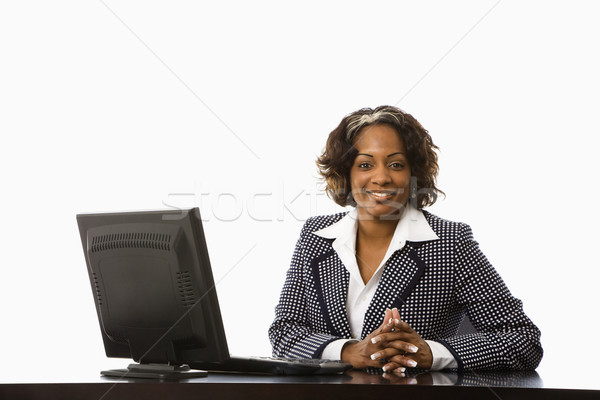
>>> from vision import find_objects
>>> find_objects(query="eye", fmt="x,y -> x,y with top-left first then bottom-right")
390,162 -> 405,169
357,162 -> 372,169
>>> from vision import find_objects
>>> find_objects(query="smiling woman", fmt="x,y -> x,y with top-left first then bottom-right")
269,106 -> 543,375
350,124 -> 412,220
316,106 -> 442,211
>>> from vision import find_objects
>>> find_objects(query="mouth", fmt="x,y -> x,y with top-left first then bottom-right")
364,190 -> 397,201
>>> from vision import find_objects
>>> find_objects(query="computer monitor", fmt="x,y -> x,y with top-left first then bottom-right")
77,207 -> 227,379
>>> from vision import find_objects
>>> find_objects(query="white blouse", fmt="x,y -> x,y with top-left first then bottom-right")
313,205 -> 457,370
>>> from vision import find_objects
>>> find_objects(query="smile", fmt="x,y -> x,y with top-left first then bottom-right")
364,190 -> 396,200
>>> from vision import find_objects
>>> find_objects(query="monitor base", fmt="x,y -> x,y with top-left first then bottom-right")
101,363 -> 208,380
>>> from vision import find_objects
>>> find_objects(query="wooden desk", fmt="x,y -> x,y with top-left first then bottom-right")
1,370 -> 598,400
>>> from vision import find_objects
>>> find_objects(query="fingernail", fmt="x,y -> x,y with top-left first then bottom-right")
371,337 -> 381,344
406,359 -> 417,367
394,318 -> 401,325
392,307 -> 398,311
408,345 -> 418,353
393,367 -> 406,374
388,318 -> 393,324
370,353 -> 380,361
382,365 -> 390,372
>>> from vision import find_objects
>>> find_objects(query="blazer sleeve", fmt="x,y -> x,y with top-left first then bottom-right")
438,223 -> 543,370
268,220 -> 341,358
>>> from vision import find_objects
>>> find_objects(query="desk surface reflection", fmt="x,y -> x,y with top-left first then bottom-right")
1,369 -> 597,400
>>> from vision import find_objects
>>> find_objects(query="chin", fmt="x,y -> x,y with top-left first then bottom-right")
359,204 -> 404,220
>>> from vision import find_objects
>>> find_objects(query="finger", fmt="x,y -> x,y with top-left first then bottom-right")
391,307 -> 401,323
384,308 -> 393,323
381,361 -> 405,374
388,354 -> 419,368
370,331 -> 394,345
380,309 -> 394,331
377,338 -> 419,354
389,319 -> 416,335
370,330 -> 417,348
383,330 -> 421,347
369,346 -> 413,363
366,311 -> 395,342
378,315 -> 396,334
398,320 -> 415,332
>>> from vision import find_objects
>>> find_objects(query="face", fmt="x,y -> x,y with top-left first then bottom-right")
350,124 -> 411,220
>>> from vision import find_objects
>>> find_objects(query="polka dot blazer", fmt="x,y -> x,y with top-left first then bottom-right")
269,210 -> 543,370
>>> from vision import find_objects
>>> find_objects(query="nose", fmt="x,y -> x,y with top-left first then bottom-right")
370,165 -> 391,186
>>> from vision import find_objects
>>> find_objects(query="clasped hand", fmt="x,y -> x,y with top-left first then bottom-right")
340,308 -> 433,373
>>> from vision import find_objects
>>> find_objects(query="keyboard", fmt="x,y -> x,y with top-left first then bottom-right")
188,355 -> 353,375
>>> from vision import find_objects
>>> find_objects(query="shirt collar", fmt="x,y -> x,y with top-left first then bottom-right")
313,204 -> 439,245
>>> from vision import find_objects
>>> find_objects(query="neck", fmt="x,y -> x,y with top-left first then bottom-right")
356,213 -> 399,243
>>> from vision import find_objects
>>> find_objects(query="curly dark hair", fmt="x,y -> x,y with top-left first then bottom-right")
316,105 -> 444,209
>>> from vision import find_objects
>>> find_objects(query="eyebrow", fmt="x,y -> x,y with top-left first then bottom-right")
356,152 -> 406,158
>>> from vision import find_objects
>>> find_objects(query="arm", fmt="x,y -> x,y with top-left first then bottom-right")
268,221 -> 339,358
439,223 -> 543,370
372,223 -> 542,371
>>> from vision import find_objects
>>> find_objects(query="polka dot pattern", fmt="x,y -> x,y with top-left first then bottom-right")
269,211 -> 543,370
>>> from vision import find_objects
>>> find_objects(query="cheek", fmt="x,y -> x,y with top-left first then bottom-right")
395,174 -> 412,194
349,170 -> 362,190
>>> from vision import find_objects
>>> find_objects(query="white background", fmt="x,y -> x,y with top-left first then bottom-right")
1,0 -> 599,388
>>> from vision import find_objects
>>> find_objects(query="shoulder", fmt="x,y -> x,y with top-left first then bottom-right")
300,212 -> 348,235
290,212 -> 348,260
421,210 -> 473,241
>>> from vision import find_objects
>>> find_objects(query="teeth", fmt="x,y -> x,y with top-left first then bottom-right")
367,191 -> 393,198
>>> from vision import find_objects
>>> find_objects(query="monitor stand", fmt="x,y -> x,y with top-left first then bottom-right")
101,363 -> 208,380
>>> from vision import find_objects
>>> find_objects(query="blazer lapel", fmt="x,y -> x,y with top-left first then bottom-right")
360,242 -> 427,338
310,250 -> 352,338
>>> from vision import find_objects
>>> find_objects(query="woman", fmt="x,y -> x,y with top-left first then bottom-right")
269,106 -> 542,373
